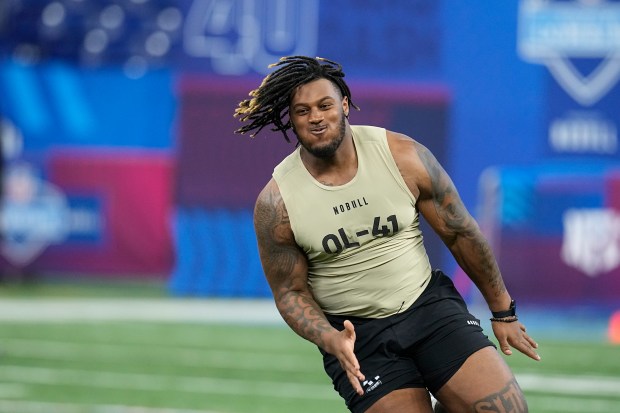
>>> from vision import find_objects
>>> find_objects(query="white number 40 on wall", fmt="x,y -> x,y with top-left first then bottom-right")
183,0 -> 319,75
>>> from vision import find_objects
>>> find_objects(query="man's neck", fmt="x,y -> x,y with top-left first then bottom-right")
300,132 -> 358,186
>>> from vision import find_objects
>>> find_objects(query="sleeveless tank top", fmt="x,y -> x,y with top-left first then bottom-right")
272,125 -> 432,318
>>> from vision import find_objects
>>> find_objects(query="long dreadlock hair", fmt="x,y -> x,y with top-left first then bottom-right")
234,55 -> 359,142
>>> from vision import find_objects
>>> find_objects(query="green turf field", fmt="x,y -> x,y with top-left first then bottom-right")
0,319 -> 619,413
0,280 -> 620,413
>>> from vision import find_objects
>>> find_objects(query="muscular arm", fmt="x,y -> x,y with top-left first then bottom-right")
253,179 -> 334,343
387,132 -> 508,310
388,131 -> 539,360
254,179 -> 366,392
415,146 -> 509,310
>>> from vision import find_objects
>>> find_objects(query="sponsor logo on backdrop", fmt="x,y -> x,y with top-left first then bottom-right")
562,208 -> 620,276
518,0 -> 620,106
1,162 -> 70,267
0,161 -> 104,267
518,0 -> 620,155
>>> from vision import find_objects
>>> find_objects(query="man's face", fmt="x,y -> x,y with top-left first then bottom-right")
289,78 -> 349,159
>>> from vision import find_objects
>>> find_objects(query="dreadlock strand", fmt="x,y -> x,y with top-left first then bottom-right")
234,55 -> 358,140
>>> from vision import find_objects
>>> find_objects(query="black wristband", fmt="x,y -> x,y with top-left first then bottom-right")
491,300 -> 516,318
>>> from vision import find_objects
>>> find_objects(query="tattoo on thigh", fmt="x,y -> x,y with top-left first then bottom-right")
472,379 -> 527,413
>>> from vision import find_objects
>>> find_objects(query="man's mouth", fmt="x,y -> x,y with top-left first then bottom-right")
310,125 -> 327,134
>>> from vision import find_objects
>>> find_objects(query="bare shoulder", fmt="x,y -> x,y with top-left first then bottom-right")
385,130 -> 433,164
254,178 -> 295,245
255,178 -> 282,214
254,178 -> 307,293
385,130 -> 436,198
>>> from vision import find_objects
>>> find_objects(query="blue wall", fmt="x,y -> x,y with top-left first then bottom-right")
2,0 -> 619,297
442,1 -> 547,209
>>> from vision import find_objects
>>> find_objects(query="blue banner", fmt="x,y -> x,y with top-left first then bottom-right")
0,61 -> 175,150
518,0 -> 620,159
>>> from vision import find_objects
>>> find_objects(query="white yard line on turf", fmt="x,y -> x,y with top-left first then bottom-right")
0,400 -> 227,413
0,298 -> 284,324
0,365 -> 338,401
0,338 -> 319,373
527,394 -> 620,413
0,365 -> 619,399
517,373 -> 620,396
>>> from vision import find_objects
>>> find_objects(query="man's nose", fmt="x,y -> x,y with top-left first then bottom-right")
309,108 -> 323,123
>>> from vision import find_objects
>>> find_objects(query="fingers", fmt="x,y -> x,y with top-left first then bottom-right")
341,320 -> 360,372
517,337 -> 541,361
512,338 -> 541,361
340,351 -> 364,380
492,325 -> 513,355
493,322 -> 540,360
525,347 -> 541,361
341,320 -> 365,395
340,345 -> 365,395
505,324 -> 541,361
524,329 -> 538,349
515,323 -> 541,361
343,319 -> 356,339
346,370 -> 365,396
520,324 -> 539,349
499,339 -> 513,356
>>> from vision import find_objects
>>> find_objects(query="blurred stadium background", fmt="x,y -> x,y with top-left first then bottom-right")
0,0 -> 619,412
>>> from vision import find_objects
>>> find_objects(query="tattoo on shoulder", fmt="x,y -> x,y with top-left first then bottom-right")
415,143 -> 469,233
267,185 -> 291,229
254,184 -> 296,278
257,183 -> 292,232
473,378 -> 527,413
416,143 -> 506,297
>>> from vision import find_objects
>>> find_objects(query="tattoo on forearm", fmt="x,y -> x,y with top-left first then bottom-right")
278,289 -> 333,344
417,144 -> 506,298
255,185 -> 332,346
473,379 -> 527,413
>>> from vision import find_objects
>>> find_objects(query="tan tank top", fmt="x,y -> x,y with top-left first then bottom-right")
273,125 -> 432,318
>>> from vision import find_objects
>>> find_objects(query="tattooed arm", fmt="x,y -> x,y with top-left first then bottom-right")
387,131 -> 540,361
253,179 -> 366,394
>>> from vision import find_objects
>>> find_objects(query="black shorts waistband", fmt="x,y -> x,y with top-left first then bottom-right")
324,269 -> 445,326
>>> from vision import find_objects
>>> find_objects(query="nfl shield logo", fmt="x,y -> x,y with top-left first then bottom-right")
561,208 -> 620,276
518,0 -> 620,106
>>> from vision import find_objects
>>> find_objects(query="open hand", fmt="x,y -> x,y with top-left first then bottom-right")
326,320 -> 366,395
492,320 -> 540,361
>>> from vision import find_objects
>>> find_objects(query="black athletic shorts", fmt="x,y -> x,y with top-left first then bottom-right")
319,269 -> 495,413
